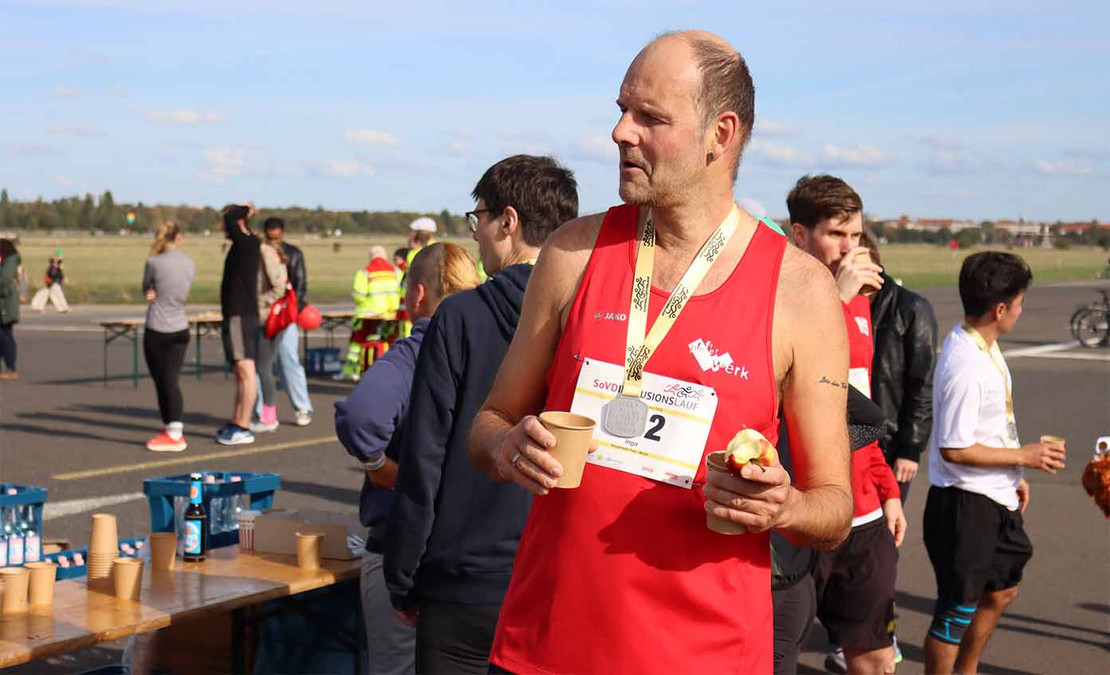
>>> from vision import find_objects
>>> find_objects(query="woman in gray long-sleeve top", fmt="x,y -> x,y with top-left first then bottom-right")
142,221 -> 195,452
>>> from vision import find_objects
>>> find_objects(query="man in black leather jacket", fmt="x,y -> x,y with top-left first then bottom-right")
261,217 -> 314,426
863,231 -> 938,502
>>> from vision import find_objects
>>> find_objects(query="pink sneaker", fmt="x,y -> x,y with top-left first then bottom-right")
262,404 -> 278,425
146,432 -> 187,453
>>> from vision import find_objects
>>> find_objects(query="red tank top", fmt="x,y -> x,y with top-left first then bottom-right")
490,205 -> 786,675
842,296 -> 899,523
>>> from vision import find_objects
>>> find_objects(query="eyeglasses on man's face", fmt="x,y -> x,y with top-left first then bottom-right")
465,208 -> 493,234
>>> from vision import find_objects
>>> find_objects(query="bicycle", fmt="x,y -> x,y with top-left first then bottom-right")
1070,289 -> 1110,348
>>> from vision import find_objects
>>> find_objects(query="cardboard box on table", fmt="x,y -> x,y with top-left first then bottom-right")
252,509 -> 360,560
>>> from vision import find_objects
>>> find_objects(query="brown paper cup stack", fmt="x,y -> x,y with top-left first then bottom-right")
0,567 -> 30,613
705,451 -> 748,535
113,558 -> 144,601
538,412 -> 596,489
88,513 -> 120,590
149,532 -> 177,572
25,562 -> 57,606
296,532 -> 323,571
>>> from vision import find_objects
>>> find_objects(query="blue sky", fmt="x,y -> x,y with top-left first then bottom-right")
2,0 -> 1107,221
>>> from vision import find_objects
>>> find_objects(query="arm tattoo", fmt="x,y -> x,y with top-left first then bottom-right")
818,375 -> 848,389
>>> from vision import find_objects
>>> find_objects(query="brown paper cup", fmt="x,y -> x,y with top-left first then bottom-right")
539,411 -> 596,489
705,451 -> 748,535
296,532 -> 323,571
89,513 -> 119,551
149,532 -> 177,572
113,558 -> 144,601
25,562 -> 57,606
1040,435 -> 1066,450
1,567 -> 30,613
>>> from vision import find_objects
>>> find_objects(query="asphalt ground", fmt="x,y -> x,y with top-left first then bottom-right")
0,282 -> 1107,674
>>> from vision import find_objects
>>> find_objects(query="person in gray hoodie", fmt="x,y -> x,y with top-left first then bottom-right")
384,155 -> 578,675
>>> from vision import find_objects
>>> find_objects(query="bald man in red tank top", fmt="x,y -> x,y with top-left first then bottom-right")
469,31 -> 854,675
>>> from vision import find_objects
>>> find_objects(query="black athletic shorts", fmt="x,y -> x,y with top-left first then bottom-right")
814,518 -> 898,652
924,486 -> 1032,612
221,314 -> 259,363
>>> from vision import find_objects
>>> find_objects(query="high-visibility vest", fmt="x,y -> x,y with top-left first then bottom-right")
353,258 -> 400,319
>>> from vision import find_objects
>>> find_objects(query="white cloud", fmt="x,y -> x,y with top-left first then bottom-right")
748,139 -> 815,168
820,143 -> 890,167
573,133 -> 616,164
4,142 -> 60,157
914,133 -> 964,150
1033,159 -> 1092,178
145,110 -> 227,126
52,86 -> 81,99
445,138 -> 473,156
922,150 -> 984,173
308,159 -> 375,179
199,146 -> 249,183
345,129 -> 400,146
755,120 -> 797,137
50,124 -> 105,137
55,176 -> 74,188
109,83 -> 127,97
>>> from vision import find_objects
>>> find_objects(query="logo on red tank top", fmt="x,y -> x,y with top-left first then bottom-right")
854,316 -> 870,336
688,338 -> 748,379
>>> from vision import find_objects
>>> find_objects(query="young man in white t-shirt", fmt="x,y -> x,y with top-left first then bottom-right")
923,251 -> 1067,675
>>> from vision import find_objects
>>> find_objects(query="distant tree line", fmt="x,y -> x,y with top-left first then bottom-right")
868,218 -> 1109,249
0,189 -> 469,237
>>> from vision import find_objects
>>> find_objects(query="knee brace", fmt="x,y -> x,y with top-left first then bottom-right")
929,602 -> 977,644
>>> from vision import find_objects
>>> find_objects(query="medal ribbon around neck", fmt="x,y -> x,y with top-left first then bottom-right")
962,323 -> 1015,421
619,204 -> 741,398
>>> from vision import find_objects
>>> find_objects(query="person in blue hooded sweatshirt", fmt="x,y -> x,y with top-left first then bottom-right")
383,155 -> 578,675
335,242 -> 480,675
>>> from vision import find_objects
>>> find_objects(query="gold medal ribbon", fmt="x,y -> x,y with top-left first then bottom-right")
962,323 -> 1016,421
620,205 -> 741,398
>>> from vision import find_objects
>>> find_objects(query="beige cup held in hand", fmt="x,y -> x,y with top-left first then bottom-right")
1040,435 -> 1066,451
296,532 -> 324,571
704,451 -> 748,535
113,558 -> 144,601
149,532 -> 177,572
538,412 -> 596,489
25,562 -> 57,606
1,567 -> 30,613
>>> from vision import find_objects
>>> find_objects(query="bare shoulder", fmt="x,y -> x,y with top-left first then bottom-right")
772,245 -> 844,383
532,212 -> 607,318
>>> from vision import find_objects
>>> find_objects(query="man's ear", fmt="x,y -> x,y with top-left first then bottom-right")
413,283 -> 427,312
501,205 -> 520,238
790,222 -> 808,249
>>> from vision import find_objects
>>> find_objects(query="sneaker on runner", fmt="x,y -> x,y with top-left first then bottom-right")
146,432 -> 187,453
293,410 -> 312,427
248,419 -> 279,433
216,425 -> 254,446
824,647 -> 847,674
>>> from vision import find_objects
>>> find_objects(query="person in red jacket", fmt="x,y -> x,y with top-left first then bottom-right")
788,174 -> 905,675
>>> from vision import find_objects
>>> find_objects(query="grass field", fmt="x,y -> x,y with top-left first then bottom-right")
9,233 -> 1109,304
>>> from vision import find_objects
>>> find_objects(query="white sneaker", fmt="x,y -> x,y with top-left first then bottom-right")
294,410 -> 313,427
249,419 -> 279,433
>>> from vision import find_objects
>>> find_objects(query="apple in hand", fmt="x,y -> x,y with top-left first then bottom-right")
725,428 -> 779,473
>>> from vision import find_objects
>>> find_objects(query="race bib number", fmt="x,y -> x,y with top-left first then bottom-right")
848,367 -> 871,399
570,358 -> 718,489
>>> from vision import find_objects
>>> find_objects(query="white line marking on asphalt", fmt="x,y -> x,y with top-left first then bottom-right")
1021,352 -> 1110,362
1002,341 -> 1079,357
17,326 -> 104,333
42,492 -> 146,521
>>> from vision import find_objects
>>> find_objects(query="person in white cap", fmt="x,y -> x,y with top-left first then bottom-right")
397,218 -> 438,339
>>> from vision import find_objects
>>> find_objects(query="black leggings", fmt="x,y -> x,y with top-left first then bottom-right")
144,328 -> 190,425
0,323 -> 15,371
257,329 -> 278,406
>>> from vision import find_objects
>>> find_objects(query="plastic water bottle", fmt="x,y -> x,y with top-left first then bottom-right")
229,476 -> 245,530
204,475 -> 223,535
22,506 -> 40,563
0,507 -> 8,567
6,507 -> 23,566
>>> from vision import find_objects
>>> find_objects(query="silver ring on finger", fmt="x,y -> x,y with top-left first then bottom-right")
511,451 -> 523,469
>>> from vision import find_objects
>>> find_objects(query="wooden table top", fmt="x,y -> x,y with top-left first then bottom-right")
98,312 -> 224,329
0,547 -> 360,668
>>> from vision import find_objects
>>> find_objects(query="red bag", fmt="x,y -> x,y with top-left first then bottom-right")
265,282 -> 299,339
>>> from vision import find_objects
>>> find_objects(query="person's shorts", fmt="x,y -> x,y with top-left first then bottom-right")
221,314 -> 259,363
814,518 -> 898,651
924,485 -> 1032,614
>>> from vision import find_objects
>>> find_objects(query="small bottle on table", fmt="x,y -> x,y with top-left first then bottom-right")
183,473 -> 208,562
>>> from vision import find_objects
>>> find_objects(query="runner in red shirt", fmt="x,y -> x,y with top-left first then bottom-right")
787,174 -> 904,674
468,31 -> 854,674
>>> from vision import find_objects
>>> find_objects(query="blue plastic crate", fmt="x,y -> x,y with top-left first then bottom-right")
44,536 -> 146,580
305,347 -> 342,375
143,471 -> 280,550
0,483 -> 47,568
